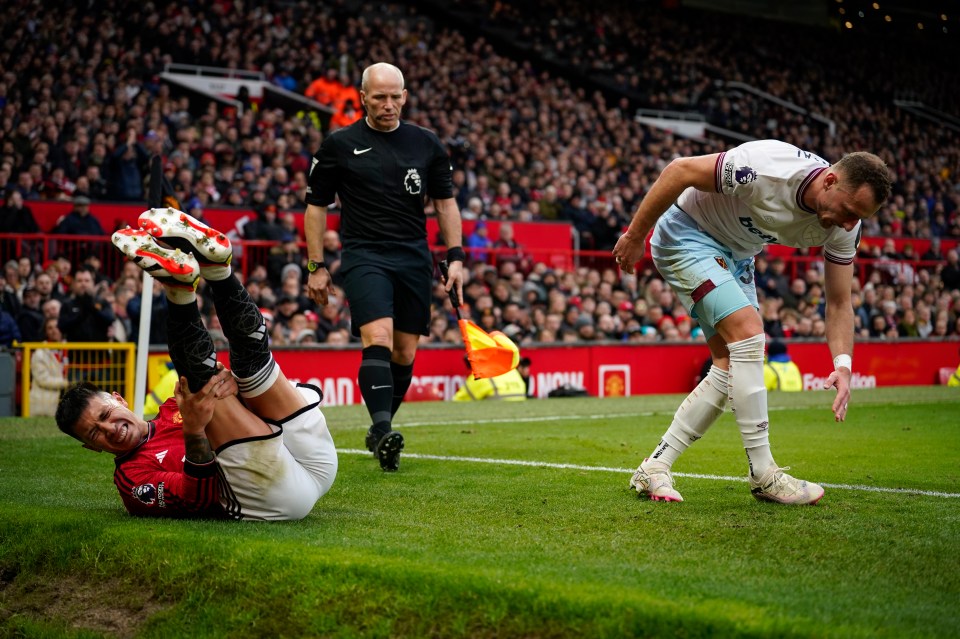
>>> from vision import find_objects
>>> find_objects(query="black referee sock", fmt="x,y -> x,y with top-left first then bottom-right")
359,346 -> 393,434
166,300 -> 216,393
206,273 -> 271,379
391,360 -> 414,418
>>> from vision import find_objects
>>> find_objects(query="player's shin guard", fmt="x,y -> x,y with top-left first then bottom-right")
653,365 -> 729,466
205,273 -> 275,396
359,346 -> 393,436
166,301 -> 216,393
727,334 -> 775,478
390,360 -> 414,418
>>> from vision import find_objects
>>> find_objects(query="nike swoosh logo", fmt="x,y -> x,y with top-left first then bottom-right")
353,147 -> 373,155
371,385 -> 390,390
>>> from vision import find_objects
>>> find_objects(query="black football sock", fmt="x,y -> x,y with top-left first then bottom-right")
390,360 -> 414,418
359,345 -> 393,436
206,273 -> 272,380
166,300 -> 216,392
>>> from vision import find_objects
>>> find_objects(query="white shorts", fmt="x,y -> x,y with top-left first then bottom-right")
215,383 -> 338,521
650,205 -> 757,341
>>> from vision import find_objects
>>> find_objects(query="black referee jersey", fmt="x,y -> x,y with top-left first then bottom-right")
305,119 -> 455,244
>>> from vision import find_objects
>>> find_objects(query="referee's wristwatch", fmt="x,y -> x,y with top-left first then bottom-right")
307,260 -> 327,273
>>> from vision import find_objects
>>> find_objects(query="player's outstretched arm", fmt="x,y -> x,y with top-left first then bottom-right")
823,261 -> 855,422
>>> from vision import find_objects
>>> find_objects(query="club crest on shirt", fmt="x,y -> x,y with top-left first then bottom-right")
172,411 -> 183,424
404,168 -> 422,195
133,483 -> 157,505
714,256 -> 728,270
735,166 -> 757,184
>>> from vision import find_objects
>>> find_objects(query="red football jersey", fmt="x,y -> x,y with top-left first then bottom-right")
113,398 -> 229,518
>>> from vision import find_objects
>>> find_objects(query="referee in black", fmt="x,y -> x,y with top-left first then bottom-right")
304,62 -> 465,472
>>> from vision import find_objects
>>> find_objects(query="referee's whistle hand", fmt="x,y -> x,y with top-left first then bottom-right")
444,260 -> 464,306
307,270 -> 331,306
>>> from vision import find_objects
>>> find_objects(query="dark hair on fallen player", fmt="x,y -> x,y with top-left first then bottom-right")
56,382 -> 104,441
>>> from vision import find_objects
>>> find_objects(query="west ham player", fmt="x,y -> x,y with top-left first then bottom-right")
56,209 -> 337,520
612,140 -> 891,504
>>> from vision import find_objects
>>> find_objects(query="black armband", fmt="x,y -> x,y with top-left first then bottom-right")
446,246 -> 466,263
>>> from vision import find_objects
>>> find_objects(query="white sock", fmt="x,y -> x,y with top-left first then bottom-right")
164,287 -> 197,306
237,357 -> 279,398
649,366 -> 729,467
727,334 -> 775,478
201,264 -> 232,282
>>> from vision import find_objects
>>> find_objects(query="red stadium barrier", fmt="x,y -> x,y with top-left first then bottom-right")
16,200 -> 954,266
16,201 -> 574,258
1,232 -> 944,293
4,201 -> 952,287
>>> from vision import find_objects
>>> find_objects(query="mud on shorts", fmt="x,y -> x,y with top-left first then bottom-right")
650,205 -> 758,342
215,383 -> 338,521
341,240 -> 433,337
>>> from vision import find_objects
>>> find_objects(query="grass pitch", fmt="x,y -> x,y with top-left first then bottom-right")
1,387 -> 958,638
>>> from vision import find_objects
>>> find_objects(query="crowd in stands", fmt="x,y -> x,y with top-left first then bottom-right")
434,0 -> 960,240
1,0 -> 959,353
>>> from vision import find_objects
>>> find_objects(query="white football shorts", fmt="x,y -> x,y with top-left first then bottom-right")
650,205 -> 758,341
216,383 -> 338,521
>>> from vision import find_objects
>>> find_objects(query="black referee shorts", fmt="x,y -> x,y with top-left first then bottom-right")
341,240 -> 433,337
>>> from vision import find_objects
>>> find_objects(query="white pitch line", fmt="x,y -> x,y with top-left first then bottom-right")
341,449 -> 960,499
396,405 -> 796,429
399,411 -> 664,428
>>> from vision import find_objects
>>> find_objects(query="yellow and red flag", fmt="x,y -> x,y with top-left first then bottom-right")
458,320 -> 519,379
439,259 -> 518,379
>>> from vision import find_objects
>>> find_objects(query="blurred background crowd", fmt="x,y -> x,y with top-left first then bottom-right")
1,0 -> 959,353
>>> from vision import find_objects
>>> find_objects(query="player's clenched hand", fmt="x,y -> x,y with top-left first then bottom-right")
824,367 -> 852,422
174,370 -> 229,435
306,269 -> 332,306
612,231 -> 647,275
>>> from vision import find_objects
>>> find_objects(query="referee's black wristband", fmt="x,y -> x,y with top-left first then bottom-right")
446,246 -> 466,263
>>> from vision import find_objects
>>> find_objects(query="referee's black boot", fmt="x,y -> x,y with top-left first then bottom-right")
374,431 -> 404,472
364,427 -> 379,453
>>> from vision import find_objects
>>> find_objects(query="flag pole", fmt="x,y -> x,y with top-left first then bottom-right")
132,272 -> 153,417
132,154 -> 165,416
